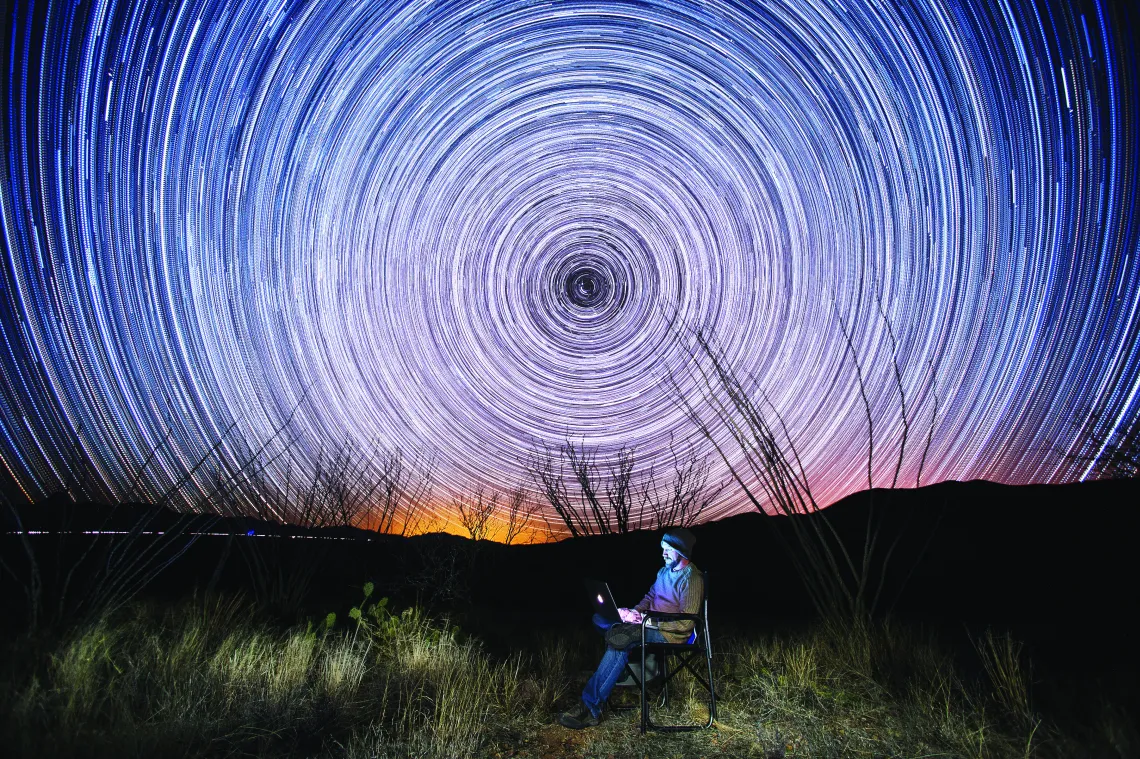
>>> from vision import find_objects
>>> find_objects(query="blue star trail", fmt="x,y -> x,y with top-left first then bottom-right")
1,0 -> 1138,530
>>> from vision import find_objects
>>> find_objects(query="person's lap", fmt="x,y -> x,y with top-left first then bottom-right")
567,616 -> 672,725
592,614 -> 666,649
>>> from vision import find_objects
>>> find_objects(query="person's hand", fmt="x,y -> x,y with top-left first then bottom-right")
618,607 -> 644,624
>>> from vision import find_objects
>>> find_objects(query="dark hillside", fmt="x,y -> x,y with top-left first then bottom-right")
5,477 -> 1136,641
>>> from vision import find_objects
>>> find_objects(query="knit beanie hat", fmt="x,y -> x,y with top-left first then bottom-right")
661,527 -> 696,558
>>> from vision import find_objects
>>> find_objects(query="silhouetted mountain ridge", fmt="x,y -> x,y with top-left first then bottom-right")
4,478 -> 1135,640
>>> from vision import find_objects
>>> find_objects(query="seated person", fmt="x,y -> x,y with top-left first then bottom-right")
559,527 -> 703,729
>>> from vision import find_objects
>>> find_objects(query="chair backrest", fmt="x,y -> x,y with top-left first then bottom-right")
698,569 -> 710,649
675,568 -> 710,647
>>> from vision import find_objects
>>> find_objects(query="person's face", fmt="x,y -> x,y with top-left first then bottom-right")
661,543 -> 681,569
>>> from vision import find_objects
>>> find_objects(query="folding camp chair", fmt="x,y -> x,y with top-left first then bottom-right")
618,572 -> 716,733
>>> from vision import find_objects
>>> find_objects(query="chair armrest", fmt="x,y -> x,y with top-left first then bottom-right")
641,611 -> 702,624
639,612 -> 705,647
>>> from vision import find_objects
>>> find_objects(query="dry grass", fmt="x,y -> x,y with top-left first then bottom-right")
0,593 -> 572,758
0,598 -> 1122,758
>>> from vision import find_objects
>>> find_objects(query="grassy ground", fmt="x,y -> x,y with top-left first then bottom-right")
0,593 -> 1130,758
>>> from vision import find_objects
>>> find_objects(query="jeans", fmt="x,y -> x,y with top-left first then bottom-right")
581,614 -> 667,717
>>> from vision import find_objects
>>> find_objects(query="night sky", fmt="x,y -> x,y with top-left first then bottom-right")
1,0 -> 1138,530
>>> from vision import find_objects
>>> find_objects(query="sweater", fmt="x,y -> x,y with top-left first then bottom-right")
634,561 -> 704,643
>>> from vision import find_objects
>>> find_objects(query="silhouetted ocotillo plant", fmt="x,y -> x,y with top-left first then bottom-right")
671,313 -> 937,624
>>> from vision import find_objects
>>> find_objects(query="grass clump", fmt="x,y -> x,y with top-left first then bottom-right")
1,596 -> 1128,758
711,620 -> 1058,759
1,589 -> 561,758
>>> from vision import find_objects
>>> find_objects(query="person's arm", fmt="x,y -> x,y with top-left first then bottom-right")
634,572 -> 660,613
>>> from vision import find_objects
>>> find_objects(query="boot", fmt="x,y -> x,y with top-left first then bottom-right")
558,701 -> 601,729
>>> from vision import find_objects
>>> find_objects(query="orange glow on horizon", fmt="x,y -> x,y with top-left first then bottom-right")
352,500 -> 564,545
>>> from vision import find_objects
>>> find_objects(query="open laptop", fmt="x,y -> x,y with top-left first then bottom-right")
585,580 -> 622,623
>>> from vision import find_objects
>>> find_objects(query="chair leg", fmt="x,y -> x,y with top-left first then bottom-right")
706,647 -> 717,723
641,649 -> 716,732
640,646 -> 648,734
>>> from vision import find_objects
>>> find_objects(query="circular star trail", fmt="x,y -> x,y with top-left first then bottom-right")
1,0 -> 1138,530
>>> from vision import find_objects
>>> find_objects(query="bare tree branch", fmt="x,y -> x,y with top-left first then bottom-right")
603,445 -> 636,533
833,307 -> 874,491
455,486 -> 497,541
667,318 -> 932,624
643,438 -> 724,528
1069,406 -> 1140,480
875,293 -> 910,489
565,440 -> 613,533
526,444 -> 587,537
916,361 -> 939,488
503,486 -> 539,545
